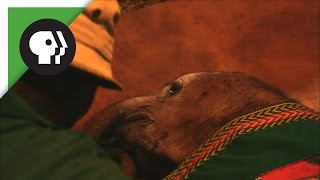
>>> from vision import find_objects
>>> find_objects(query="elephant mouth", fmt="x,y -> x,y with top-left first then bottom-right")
84,97 -> 179,179
94,112 -> 157,177
100,135 -> 138,176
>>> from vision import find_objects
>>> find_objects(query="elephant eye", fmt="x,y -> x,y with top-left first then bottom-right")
167,82 -> 182,96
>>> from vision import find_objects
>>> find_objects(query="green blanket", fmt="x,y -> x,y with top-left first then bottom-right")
0,93 -> 130,180
2,93 -> 319,180
166,102 -> 320,180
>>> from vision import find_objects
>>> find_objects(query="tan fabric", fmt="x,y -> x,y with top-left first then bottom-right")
69,0 -> 122,89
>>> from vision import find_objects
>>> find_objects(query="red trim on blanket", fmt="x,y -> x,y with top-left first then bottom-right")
258,160 -> 320,180
165,103 -> 320,180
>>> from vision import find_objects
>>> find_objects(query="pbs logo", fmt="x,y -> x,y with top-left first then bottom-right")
20,19 -> 76,75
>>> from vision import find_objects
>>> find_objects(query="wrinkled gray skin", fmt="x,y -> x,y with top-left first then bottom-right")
83,72 -> 291,179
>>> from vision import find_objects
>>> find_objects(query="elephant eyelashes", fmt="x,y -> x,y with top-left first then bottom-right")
167,82 -> 182,96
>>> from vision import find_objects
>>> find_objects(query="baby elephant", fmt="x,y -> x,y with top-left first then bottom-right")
83,72 -> 319,179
